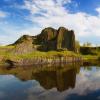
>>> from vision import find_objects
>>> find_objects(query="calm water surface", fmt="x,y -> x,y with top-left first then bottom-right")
0,62 -> 100,100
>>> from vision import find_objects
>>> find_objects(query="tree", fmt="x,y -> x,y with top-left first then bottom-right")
75,40 -> 80,53
83,42 -> 92,47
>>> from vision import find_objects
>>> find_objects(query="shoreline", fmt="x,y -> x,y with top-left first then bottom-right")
0,56 -> 82,66
0,54 -> 99,66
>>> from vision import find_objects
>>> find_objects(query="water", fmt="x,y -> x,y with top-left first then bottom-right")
0,62 -> 100,100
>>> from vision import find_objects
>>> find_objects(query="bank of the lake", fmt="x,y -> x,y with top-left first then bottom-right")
0,50 -> 82,66
0,46 -> 100,66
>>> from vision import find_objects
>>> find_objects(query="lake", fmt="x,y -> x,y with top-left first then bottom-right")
0,62 -> 100,100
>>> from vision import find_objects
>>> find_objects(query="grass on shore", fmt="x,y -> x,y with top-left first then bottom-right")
0,45 -> 80,62
18,50 -> 79,59
0,50 -> 79,59
81,55 -> 98,60
0,45 -> 99,61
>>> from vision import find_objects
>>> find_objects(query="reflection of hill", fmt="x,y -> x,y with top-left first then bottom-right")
32,68 -> 76,92
0,63 -> 81,92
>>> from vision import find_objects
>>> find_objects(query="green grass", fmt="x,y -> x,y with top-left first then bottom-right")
1,45 -> 99,61
81,55 -> 98,60
0,45 -> 15,57
0,46 -> 80,62
17,50 -> 79,59
0,45 -> 15,49
0,45 -> 81,64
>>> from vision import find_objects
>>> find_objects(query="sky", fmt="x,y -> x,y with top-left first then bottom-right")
0,0 -> 100,46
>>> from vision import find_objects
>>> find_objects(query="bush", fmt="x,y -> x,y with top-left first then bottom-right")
98,56 -> 100,60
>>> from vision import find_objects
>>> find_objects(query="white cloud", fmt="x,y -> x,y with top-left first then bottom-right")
21,0 -> 100,42
96,7 -> 100,15
0,11 -> 7,18
0,0 -> 100,45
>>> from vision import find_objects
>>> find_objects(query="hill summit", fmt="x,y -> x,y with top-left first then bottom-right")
12,27 -> 75,54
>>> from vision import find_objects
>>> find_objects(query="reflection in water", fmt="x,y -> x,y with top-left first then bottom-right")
0,63 -> 81,92
0,62 -> 100,100
32,68 -> 76,92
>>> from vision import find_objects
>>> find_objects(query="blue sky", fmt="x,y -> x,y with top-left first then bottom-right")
0,0 -> 100,46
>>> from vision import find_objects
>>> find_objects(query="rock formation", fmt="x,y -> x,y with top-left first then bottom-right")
12,27 -> 76,54
13,35 -> 34,54
37,27 -> 57,51
57,27 -> 75,51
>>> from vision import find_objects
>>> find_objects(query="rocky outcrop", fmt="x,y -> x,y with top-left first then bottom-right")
12,35 -> 42,54
37,27 -> 57,51
37,27 -> 75,51
11,27 -> 76,54
57,27 -> 75,51
12,35 -> 33,54
13,35 -> 33,45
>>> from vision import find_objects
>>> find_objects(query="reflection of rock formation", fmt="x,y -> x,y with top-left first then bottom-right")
57,69 -> 76,91
32,68 -> 77,92
0,63 -> 81,92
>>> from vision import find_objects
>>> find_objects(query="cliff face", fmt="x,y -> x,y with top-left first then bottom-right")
12,27 -> 75,54
57,27 -> 75,51
37,27 -> 57,51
